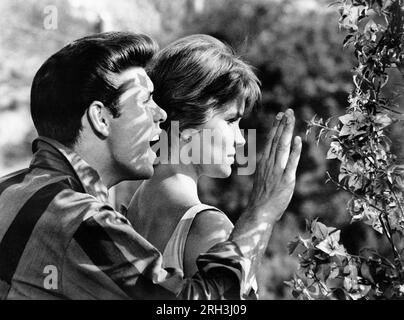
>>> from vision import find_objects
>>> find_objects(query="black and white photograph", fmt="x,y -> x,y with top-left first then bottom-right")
0,0 -> 403,305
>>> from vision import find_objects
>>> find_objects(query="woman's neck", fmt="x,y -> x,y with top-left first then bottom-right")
146,163 -> 201,208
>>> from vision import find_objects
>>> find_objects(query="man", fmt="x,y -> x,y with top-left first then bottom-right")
0,32 -> 301,299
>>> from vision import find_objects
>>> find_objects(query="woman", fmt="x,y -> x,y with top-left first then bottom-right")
127,35 -> 262,298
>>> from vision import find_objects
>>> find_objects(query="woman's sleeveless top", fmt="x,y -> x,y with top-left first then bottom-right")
162,203 -> 258,299
162,204 -> 219,270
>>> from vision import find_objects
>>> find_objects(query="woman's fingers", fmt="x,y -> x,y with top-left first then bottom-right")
284,136 -> 302,183
248,110 -> 302,217
262,112 -> 284,160
274,109 -> 295,171
255,112 -> 284,183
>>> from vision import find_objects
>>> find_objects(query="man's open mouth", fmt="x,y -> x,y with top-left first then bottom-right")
149,134 -> 160,148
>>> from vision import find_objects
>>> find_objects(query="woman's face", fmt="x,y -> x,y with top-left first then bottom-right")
182,98 -> 246,178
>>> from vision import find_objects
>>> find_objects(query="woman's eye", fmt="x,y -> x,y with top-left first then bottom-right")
227,118 -> 239,124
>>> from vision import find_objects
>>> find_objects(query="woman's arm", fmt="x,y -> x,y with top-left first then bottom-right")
183,210 -> 234,277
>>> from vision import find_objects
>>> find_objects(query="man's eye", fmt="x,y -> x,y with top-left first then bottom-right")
144,94 -> 153,104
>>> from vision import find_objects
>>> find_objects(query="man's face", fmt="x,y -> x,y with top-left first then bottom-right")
107,67 -> 166,180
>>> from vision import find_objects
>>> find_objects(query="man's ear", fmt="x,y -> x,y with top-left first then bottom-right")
86,101 -> 111,138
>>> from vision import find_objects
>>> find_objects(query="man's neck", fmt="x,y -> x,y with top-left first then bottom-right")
72,143 -> 117,189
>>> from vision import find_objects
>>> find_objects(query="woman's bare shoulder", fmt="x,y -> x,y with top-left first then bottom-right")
189,209 -> 234,237
183,208 -> 234,276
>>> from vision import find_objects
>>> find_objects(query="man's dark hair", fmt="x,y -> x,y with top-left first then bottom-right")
31,32 -> 158,147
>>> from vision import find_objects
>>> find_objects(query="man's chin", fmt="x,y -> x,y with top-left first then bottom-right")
126,161 -> 154,181
135,166 -> 154,180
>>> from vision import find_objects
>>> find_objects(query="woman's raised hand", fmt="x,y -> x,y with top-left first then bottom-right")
248,109 -> 302,222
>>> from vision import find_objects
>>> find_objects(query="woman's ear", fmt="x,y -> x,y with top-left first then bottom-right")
180,131 -> 192,143
180,128 -> 201,143
86,101 -> 111,138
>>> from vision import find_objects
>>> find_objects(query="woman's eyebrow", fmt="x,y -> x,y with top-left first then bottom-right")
224,109 -> 243,118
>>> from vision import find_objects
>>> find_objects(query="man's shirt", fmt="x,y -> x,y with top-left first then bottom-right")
0,137 -> 250,299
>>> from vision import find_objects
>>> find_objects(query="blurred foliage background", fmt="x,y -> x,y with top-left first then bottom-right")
0,0 -> 403,299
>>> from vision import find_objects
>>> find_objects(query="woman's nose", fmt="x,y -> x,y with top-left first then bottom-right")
234,126 -> 246,148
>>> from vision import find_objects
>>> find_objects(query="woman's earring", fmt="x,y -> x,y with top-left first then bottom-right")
181,134 -> 192,143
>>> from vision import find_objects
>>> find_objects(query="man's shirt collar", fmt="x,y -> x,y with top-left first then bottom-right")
30,136 -> 109,203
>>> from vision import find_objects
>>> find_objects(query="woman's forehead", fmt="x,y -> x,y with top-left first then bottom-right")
218,98 -> 245,116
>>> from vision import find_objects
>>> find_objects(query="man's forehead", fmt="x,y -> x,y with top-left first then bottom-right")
116,67 -> 153,91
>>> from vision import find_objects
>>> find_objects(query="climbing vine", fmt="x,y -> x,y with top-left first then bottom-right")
288,0 -> 404,299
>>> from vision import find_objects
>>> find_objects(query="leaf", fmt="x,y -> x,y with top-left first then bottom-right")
299,236 -> 311,248
338,113 -> 355,125
392,164 -> 404,191
316,231 -> 347,257
364,19 -> 378,41
373,113 -> 392,128
339,124 -> 352,136
360,263 -> 375,284
305,218 -> 313,232
311,221 -> 329,240
292,289 -> 302,299
329,263 -> 340,279
317,264 -> 331,282
287,238 -> 301,255
343,34 -> 355,47
326,141 -> 342,159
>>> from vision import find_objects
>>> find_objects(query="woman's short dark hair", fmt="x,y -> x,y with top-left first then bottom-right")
31,32 -> 158,147
148,34 -> 261,132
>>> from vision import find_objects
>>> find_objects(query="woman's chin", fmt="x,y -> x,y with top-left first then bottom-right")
206,164 -> 233,179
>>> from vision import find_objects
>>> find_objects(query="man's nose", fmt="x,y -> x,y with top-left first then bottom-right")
150,100 -> 167,124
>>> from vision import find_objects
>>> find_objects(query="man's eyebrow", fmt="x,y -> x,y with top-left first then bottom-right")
145,91 -> 154,101
118,79 -> 137,92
